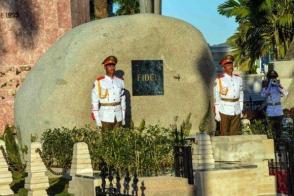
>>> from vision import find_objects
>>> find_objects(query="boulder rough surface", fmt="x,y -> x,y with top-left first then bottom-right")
15,14 -> 215,148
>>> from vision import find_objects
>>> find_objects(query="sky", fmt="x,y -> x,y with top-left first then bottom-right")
162,0 -> 238,46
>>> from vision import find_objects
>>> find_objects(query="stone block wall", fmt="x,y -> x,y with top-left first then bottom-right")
0,0 -> 90,133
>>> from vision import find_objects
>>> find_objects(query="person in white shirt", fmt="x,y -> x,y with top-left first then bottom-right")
261,70 -> 288,139
91,56 -> 126,131
214,55 -> 244,135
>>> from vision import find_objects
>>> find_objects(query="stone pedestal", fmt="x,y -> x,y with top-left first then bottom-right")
211,135 -> 276,195
25,142 -> 49,196
193,132 -> 215,170
69,142 -> 93,176
195,166 -> 259,196
0,140 -> 14,195
68,142 -> 94,195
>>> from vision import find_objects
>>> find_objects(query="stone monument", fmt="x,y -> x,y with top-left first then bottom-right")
68,142 -> 94,195
15,14 -> 215,149
25,142 -> 49,196
193,132 -> 215,170
69,142 -> 93,176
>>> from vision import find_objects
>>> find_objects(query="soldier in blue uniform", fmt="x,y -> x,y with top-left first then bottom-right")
261,70 -> 288,139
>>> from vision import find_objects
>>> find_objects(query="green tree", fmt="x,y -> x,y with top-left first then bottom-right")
113,0 -> 140,15
218,0 -> 294,72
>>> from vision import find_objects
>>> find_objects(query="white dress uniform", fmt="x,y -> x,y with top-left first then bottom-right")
91,75 -> 126,126
261,81 -> 288,117
214,73 -> 244,121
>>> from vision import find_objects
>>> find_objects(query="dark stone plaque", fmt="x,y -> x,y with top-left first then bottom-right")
132,60 -> 164,96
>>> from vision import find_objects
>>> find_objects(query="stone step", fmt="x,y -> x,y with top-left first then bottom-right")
72,149 -> 91,154
25,176 -> 49,184
258,194 -> 276,196
0,173 -> 13,178
198,141 -> 212,145
194,159 -> 215,164
25,182 -> 49,190
193,154 -> 214,159
193,164 -> 215,170
71,159 -> 92,165
26,167 -> 47,173
197,145 -> 212,149
26,162 -> 46,167
258,182 -> 276,195
70,168 -> 93,175
0,176 -> 13,184
197,134 -> 211,141
196,149 -> 213,154
27,189 -> 48,196
0,167 -> 10,172
26,172 -> 47,178
0,187 -> 14,195
72,154 -> 91,159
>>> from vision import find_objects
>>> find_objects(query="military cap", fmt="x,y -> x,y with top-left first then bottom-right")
219,55 -> 234,66
267,70 -> 278,79
102,56 -> 117,66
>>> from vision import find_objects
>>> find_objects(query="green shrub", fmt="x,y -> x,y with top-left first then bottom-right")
41,125 -> 175,176
249,119 -> 272,138
2,126 -> 23,171
41,128 -> 74,169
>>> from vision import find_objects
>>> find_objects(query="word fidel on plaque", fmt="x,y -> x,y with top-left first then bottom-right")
132,60 -> 164,96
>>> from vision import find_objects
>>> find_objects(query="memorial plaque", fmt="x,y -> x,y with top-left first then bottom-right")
132,60 -> 164,96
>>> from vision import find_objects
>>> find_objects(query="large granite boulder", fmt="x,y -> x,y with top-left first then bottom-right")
15,14 -> 215,148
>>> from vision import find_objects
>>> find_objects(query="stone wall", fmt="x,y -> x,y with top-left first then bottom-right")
0,0 -> 90,133
274,60 -> 294,107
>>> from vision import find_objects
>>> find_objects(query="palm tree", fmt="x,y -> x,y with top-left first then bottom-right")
218,0 -> 294,72
113,0 -> 140,15
285,40 -> 294,60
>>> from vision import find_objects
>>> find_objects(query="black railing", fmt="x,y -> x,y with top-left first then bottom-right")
95,164 -> 145,196
173,126 -> 194,184
269,139 -> 294,195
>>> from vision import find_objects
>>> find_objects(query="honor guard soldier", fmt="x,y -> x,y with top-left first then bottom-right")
261,70 -> 288,139
91,56 -> 126,131
214,55 -> 244,135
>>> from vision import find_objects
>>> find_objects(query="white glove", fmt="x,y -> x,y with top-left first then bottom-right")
92,111 -> 102,127
96,119 -> 102,127
215,112 -> 221,122
122,110 -> 126,125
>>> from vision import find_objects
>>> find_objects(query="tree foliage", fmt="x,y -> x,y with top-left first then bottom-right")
218,0 -> 294,72
113,0 -> 140,15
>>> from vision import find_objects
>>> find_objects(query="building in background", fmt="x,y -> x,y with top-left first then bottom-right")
209,43 -> 233,73
0,0 -> 90,133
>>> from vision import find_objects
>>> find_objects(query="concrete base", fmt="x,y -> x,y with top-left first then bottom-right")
135,176 -> 196,196
195,167 -> 259,196
68,176 -> 95,196
210,135 -> 276,196
27,190 -> 48,196
0,186 -> 14,195
69,175 -> 196,196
